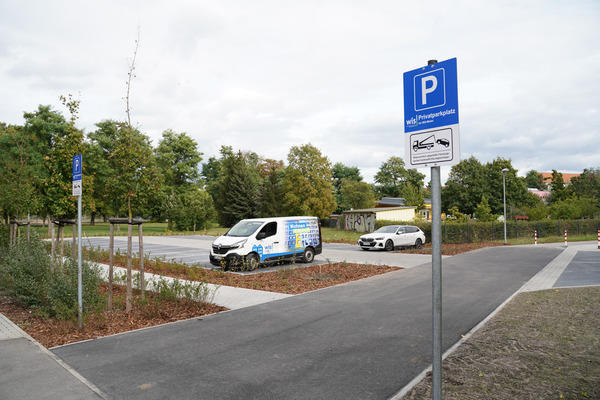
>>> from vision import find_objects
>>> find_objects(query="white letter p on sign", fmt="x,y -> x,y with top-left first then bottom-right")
421,76 -> 437,106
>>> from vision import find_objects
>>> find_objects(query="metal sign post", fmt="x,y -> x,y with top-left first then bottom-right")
403,58 -> 460,400
73,154 -> 83,329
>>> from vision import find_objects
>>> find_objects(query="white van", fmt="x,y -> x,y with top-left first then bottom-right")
209,216 -> 322,270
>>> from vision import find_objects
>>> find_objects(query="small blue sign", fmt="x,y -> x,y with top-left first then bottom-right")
72,154 -> 82,182
404,58 -> 459,133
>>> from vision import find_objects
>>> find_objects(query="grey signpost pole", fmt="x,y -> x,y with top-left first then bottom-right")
73,154 -> 83,329
427,59 -> 443,400
77,188 -> 83,329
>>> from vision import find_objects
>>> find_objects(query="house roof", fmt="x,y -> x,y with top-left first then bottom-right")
376,197 -> 406,207
344,206 -> 416,213
540,172 -> 580,183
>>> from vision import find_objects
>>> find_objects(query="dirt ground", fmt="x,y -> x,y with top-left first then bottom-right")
406,286 -> 600,400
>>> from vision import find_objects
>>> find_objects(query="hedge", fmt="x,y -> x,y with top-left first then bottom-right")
375,218 -> 600,244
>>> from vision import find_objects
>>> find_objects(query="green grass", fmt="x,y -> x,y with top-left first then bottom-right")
28,221 -> 596,246
31,222 -> 229,238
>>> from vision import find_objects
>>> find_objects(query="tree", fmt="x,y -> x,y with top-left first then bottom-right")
0,123 -> 40,222
570,168 -> 600,205
282,143 -> 336,219
374,156 -> 425,199
400,182 -> 424,209
167,189 -> 216,231
474,196 -> 494,222
548,169 -> 570,204
20,105 -> 71,221
441,156 -> 487,216
258,158 -> 286,217
484,157 -> 530,214
525,169 -> 544,190
339,178 -> 376,210
155,130 -> 203,191
42,96 -> 93,219
104,124 -> 160,219
215,151 -> 259,227
332,162 -> 363,213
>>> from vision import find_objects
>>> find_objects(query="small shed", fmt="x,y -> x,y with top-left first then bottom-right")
344,206 -> 417,233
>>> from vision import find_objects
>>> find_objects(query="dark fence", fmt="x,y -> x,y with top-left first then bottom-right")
375,218 -> 600,244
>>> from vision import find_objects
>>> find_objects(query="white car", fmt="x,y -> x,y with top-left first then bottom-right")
358,225 -> 426,251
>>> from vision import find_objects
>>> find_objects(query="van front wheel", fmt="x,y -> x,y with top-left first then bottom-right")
302,247 -> 315,263
245,253 -> 260,271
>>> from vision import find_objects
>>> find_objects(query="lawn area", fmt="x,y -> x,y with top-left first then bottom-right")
30,221 -> 596,246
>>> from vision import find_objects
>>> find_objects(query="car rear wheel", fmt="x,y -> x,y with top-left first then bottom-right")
385,239 -> 394,251
415,238 -> 423,249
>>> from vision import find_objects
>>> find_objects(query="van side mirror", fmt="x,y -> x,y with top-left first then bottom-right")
256,232 -> 266,240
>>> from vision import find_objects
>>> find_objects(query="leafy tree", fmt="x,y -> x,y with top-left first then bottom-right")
155,130 -> 203,191
441,156 -> 487,216
525,169 -> 544,190
282,143 -> 336,219
0,123 -> 40,222
442,156 -> 531,217
257,158 -> 286,217
202,145 -> 233,202
20,105 -> 71,220
484,157 -> 530,214
400,182 -> 425,209
548,169 -> 570,204
215,151 -> 259,226
87,120 -> 121,223
42,96 -> 93,219
526,204 -> 549,221
332,162 -> 363,213
549,195 -> 598,220
570,168 -> 600,204
167,189 -> 216,231
339,178 -> 376,210
474,196 -> 494,222
374,156 -> 425,198
104,124 -> 160,219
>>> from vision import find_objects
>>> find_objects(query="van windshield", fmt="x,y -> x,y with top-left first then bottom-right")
226,220 -> 264,237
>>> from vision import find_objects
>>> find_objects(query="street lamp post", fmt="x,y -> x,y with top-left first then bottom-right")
502,168 -> 509,245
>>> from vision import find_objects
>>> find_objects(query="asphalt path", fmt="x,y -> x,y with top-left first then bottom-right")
79,235 -> 433,269
53,245 -> 562,400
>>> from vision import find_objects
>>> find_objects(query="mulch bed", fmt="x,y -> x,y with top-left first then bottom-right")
0,284 -> 226,348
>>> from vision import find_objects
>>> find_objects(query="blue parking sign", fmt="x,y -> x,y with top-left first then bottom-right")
404,58 -> 458,133
72,154 -> 82,182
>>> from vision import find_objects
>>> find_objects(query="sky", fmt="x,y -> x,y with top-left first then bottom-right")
1,0 -> 599,184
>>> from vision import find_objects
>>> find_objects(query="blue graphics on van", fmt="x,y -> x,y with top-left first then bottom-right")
252,244 -> 264,259
285,219 -> 319,251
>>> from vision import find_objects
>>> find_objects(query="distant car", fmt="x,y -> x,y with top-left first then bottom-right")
436,138 -> 450,147
358,225 -> 426,251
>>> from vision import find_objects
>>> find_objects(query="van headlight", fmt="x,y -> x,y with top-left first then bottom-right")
229,239 -> 247,249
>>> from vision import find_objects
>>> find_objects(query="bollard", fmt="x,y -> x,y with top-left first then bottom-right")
564,230 -> 568,247
597,230 -> 599,250
534,230 -> 537,246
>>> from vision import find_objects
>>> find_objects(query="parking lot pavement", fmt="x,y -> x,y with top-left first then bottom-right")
318,242 -> 439,269
78,236 -> 433,270
52,245 -> 562,400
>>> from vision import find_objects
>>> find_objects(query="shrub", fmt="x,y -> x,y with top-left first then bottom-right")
0,230 -> 104,320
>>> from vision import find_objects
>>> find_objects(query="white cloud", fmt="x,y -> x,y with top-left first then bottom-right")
0,0 -> 599,184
